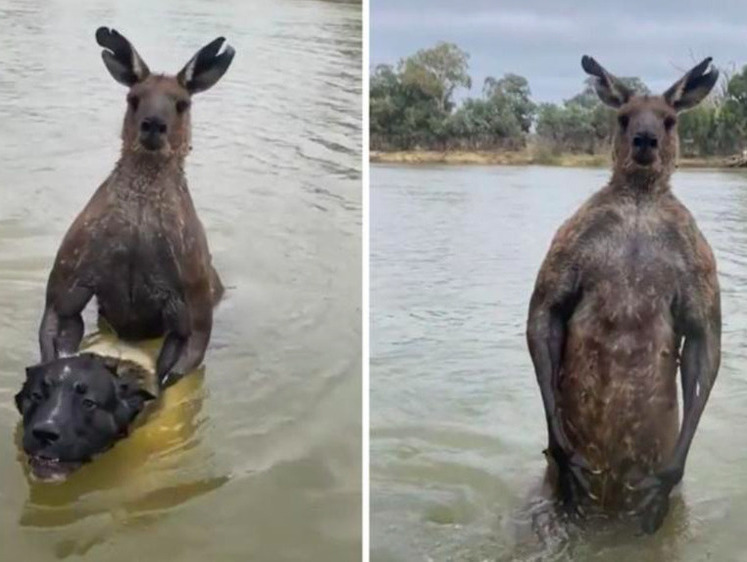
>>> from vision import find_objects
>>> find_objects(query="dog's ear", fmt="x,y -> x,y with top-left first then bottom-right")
97,353 -> 121,375
113,365 -> 157,430
15,364 -> 47,414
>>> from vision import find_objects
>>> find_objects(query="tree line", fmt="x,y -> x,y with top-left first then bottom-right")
370,42 -> 747,158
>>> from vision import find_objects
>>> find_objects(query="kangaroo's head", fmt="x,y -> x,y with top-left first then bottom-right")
581,55 -> 718,184
96,27 -> 235,158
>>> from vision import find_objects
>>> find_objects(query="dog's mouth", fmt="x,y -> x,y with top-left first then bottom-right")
27,455 -> 83,483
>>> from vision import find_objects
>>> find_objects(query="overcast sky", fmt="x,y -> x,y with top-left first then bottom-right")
371,0 -> 747,103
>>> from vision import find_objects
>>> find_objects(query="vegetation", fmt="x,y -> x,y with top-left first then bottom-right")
370,42 -> 747,159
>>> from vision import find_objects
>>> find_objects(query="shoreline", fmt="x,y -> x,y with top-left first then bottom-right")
370,150 -> 738,169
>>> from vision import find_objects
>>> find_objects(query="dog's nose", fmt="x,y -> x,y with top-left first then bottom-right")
140,117 -> 167,135
32,422 -> 60,445
633,132 -> 658,149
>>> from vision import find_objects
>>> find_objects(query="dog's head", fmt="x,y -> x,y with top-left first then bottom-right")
15,354 -> 156,482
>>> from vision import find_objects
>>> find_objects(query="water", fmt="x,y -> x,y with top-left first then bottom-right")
371,164 -> 747,561
0,1 -> 361,560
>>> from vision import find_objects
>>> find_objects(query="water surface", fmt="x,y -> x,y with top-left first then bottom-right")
0,1 -> 362,560
371,164 -> 747,561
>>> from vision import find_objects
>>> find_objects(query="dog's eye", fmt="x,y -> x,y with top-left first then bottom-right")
82,398 -> 97,411
175,99 -> 190,114
127,95 -> 140,111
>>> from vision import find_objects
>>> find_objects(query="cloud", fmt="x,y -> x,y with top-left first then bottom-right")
371,2 -> 747,103
375,10 -> 577,37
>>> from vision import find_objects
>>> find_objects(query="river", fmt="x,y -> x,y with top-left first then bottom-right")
371,164 -> 747,561
0,0 -> 361,560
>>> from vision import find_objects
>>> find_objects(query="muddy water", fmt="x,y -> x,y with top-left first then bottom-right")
0,0 -> 361,560
371,165 -> 747,561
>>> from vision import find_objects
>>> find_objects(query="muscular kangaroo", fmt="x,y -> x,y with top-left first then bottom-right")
526,56 -> 721,534
39,28 -> 234,388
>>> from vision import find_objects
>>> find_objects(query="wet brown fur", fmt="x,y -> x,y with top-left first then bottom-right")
40,29 -> 233,387
527,56 -> 721,529
536,182 -> 718,508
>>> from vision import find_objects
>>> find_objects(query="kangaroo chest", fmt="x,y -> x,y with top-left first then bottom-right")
84,185 -> 195,337
577,207 -> 687,327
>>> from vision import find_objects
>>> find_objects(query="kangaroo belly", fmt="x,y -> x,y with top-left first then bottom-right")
93,240 -> 182,340
96,283 -> 168,339
559,298 -> 680,509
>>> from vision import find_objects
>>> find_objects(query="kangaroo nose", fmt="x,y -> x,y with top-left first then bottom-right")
140,117 -> 167,135
633,132 -> 658,149
32,422 -> 60,445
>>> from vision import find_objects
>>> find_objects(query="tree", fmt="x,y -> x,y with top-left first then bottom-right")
370,42 -> 747,159
717,65 -> 747,153
482,73 -> 536,133
678,103 -> 718,157
369,62 -> 449,150
448,97 -> 523,149
370,64 -> 406,149
398,42 -> 471,114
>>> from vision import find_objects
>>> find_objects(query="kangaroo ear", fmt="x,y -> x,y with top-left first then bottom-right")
581,55 -> 633,108
96,27 -> 151,86
663,57 -> 718,112
177,36 -> 235,94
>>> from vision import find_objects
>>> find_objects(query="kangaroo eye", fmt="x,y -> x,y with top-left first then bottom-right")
664,116 -> 676,131
127,95 -> 140,111
176,100 -> 190,114
30,391 -> 43,402
82,398 -> 97,411
618,114 -> 629,129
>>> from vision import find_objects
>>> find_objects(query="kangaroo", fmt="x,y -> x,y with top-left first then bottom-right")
526,56 -> 721,534
39,27 -> 235,388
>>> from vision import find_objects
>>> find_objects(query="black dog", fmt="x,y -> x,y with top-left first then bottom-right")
15,354 -> 155,481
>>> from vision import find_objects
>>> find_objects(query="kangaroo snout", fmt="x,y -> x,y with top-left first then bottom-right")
140,116 -> 167,134
633,132 -> 658,149
632,130 -> 658,165
139,116 -> 167,150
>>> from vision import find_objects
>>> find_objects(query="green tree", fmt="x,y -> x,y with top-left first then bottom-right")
678,103 -> 718,157
369,62 -> 448,150
448,97 -> 523,149
482,73 -> 536,133
717,66 -> 747,154
398,42 -> 471,114
370,42 -> 747,159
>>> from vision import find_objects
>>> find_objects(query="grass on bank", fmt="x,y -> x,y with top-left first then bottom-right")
369,146 -> 734,169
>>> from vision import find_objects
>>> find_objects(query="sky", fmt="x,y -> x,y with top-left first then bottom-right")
371,0 -> 747,104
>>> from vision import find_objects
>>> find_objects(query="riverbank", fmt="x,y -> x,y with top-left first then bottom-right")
370,149 -> 735,169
